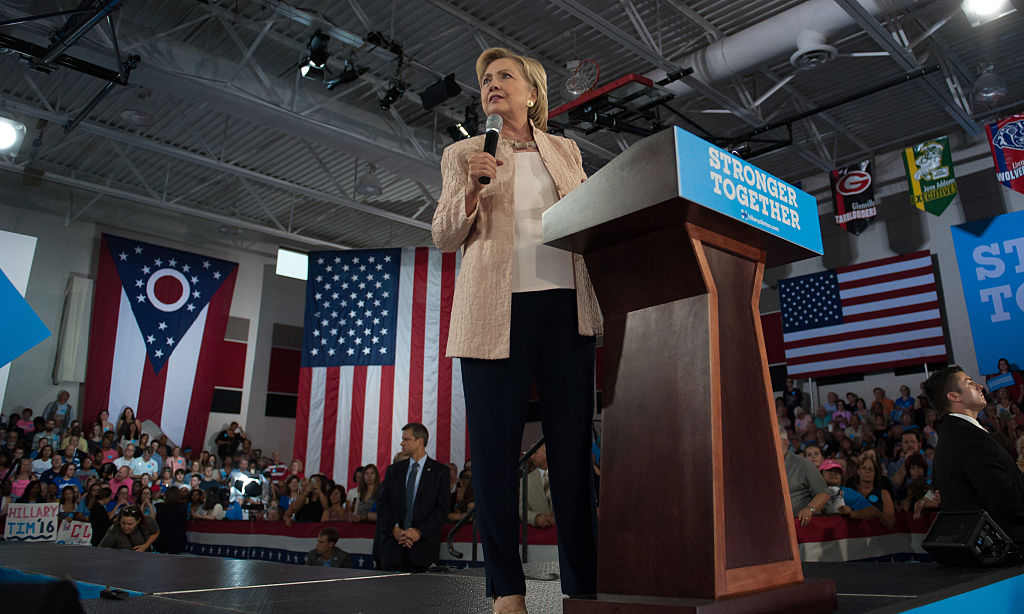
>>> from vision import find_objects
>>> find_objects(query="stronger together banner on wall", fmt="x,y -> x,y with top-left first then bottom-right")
950,209 -> 1024,374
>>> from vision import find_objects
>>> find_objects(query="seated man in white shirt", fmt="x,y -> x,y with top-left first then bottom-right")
520,444 -> 555,528
129,448 -> 160,481
113,444 -> 137,471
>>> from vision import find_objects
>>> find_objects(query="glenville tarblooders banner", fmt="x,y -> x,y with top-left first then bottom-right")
986,113 -> 1024,196
830,160 -> 876,235
902,136 -> 958,216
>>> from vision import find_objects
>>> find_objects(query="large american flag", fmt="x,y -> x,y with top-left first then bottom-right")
293,247 -> 465,487
779,251 -> 947,379
83,235 -> 238,451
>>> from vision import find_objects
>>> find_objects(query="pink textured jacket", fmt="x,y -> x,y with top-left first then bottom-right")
431,126 -> 603,359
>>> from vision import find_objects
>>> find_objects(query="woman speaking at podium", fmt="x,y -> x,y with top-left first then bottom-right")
432,47 -> 602,614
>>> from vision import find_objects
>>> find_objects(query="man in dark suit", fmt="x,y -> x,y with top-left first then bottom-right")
927,366 -> 1024,544
375,422 -> 450,572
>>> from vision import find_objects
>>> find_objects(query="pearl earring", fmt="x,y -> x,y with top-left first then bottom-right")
526,100 -> 534,108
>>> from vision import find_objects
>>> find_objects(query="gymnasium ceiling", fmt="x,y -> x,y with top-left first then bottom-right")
0,0 -> 1022,251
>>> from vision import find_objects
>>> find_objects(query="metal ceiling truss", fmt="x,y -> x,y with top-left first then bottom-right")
831,0 -> 980,134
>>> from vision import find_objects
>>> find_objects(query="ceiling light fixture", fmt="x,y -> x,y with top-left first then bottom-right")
300,30 -> 331,80
961,0 -> 1016,26
419,73 -> 462,111
325,59 -> 369,91
972,62 -> 1008,111
355,163 -> 383,196
0,115 -> 27,156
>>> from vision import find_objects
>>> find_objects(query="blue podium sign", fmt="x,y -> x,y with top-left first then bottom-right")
673,127 -> 823,255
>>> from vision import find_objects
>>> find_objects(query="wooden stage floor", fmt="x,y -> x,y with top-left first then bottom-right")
1,542 -> 1021,613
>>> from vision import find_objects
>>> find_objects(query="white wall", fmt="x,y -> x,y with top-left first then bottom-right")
764,135 -> 1024,404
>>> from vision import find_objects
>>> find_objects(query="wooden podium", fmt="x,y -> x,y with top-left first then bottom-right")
544,128 -> 836,613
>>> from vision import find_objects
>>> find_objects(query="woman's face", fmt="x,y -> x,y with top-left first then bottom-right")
63,464 -> 76,478
836,400 -> 846,411
858,460 -> 876,482
999,359 -> 1010,372
140,489 -> 151,503
330,488 -> 342,504
123,408 -> 134,421
117,486 -> 129,501
173,447 -> 181,457
908,464 -> 925,480
900,386 -> 911,397
827,392 -> 838,404
480,58 -> 535,122
99,410 -> 108,422
288,477 -> 300,494
26,483 -> 41,499
364,467 -> 378,484
804,446 -> 823,467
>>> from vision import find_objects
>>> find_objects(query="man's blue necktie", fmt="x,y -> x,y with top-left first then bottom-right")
404,461 -> 419,529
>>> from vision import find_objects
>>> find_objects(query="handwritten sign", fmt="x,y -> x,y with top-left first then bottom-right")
56,519 -> 93,545
3,503 -> 59,541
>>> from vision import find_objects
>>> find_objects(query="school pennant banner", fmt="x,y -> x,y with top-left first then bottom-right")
902,136 -> 958,216
829,160 -> 876,235
986,113 -> 1024,197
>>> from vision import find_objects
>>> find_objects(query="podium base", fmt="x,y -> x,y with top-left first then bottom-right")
563,579 -> 837,614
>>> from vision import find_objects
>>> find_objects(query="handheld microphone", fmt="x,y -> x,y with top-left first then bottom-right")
479,113 -> 503,185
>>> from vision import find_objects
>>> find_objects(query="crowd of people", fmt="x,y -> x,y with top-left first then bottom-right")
0,400 -> 475,562
780,360 -> 1024,526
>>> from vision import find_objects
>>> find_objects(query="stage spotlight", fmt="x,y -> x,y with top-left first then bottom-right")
446,123 -> 471,141
961,0 -> 1016,26
300,30 -> 331,80
419,73 -> 462,111
325,60 -> 369,90
380,79 -> 407,111
355,163 -> 383,196
0,115 -> 27,156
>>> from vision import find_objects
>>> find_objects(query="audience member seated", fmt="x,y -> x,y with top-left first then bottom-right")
520,444 -> 555,528
100,505 -> 160,551
306,527 -> 351,568
448,469 -> 475,522
130,447 -> 160,480
118,421 -> 142,450
164,446 -> 188,473
96,409 -> 114,433
53,463 -> 82,493
794,408 -> 812,438
847,453 -> 895,528
138,488 -> 157,518
819,460 -> 889,525
887,431 -> 928,488
803,444 -> 824,470
76,456 -> 99,481
31,445 -> 54,475
16,408 -> 35,435
895,454 -> 931,511
813,406 -> 831,430
346,467 -> 364,510
188,488 -> 206,517
279,475 -> 301,512
16,480 -> 47,503
154,487 -> 189,554
199,466 -> 220,491
109,485 -> 132,515
114,444 -> 136,470
350,465 -> 380,523
38,454 -> 63,483
322,485 -> 350,521
286,475 -> 329,526
32,419 -> 60,450
265,452 -> 287,489
98,433 -> 119,464
75,482 -> 101,521
193,488 -> 227,520
108,465 -> 134,501
989,357 -> 1024,405
781,426 -> 828,527
832,400 -> 852,430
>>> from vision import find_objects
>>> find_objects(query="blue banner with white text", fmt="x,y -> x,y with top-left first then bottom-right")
950,210 -> 1024,374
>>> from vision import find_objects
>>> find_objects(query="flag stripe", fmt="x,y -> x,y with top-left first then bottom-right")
334,368 -> 354,483
784,319 -> 944,349
161,305 -> 207,444
348,366 -> 367,480
83,238 -> 122,426
780,251 -> 946,378
361,366 -> 381,468
391,249 -> 415,464
789,354 -> 948,379
305,368 -> 326,475
320,367 -> 339,475
407,248 -> 429,425
377,365 -> 395,473
109,289 -> 147,421
422,248 -> 442,458
436,252 -> 456,464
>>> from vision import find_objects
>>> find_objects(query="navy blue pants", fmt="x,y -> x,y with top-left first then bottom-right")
460,289 -> 597,597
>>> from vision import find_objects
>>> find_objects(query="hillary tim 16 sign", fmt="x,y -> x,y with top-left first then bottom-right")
673,126 -> 823,256
987,113 -> 1024,197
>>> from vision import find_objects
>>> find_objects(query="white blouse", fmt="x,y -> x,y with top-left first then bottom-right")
511,152 -> 575,293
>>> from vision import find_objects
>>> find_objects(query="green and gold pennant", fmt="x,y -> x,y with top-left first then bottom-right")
902,136 -> 958,216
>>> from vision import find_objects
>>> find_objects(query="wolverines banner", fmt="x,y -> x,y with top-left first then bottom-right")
829,160 -> 876,235
986,113 -> 1024,197
902,136 -> 958,216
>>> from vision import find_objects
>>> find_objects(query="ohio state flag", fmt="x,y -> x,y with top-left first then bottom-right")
987,113 -> 1024,197
830,160 -> 876,235
83,235 -> 238,452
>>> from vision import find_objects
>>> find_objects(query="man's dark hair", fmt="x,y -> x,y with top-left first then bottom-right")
319,526 -> 339,543
96,486 -> 112,500
923,366 -> 965,415
905,453 -> 928,473
902,430 -> 923,444
402,422 -> 429,445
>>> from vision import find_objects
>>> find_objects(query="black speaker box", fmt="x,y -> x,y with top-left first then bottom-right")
922,510 -> 1018,566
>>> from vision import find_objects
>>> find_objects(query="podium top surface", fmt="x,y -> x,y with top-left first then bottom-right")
543,127 -> 823,267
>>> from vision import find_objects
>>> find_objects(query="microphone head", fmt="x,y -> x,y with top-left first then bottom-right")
485,114 -> 503,133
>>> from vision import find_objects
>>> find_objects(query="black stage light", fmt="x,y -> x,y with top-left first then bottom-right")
300,30 -> 331,80
446,123 -> 471,141
325,60 -> 369,90
419,73 -> 462,111
380,79 -> 407,111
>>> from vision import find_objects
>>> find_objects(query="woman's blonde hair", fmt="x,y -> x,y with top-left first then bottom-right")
475,47 -> 548,132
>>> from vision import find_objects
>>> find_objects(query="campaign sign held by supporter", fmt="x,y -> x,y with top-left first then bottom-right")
4,503 -> 59,541
987,113 -> 1024,197
56,519 -> 93,545
950,209 -> 1024,372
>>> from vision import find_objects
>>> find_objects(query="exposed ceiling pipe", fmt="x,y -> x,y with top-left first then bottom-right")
648,0 -> 917,99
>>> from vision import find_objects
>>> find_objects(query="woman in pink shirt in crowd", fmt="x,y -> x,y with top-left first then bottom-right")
164,447 -> 187,473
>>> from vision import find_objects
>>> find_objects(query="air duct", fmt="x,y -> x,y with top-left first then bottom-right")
650,0 -> 916,98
